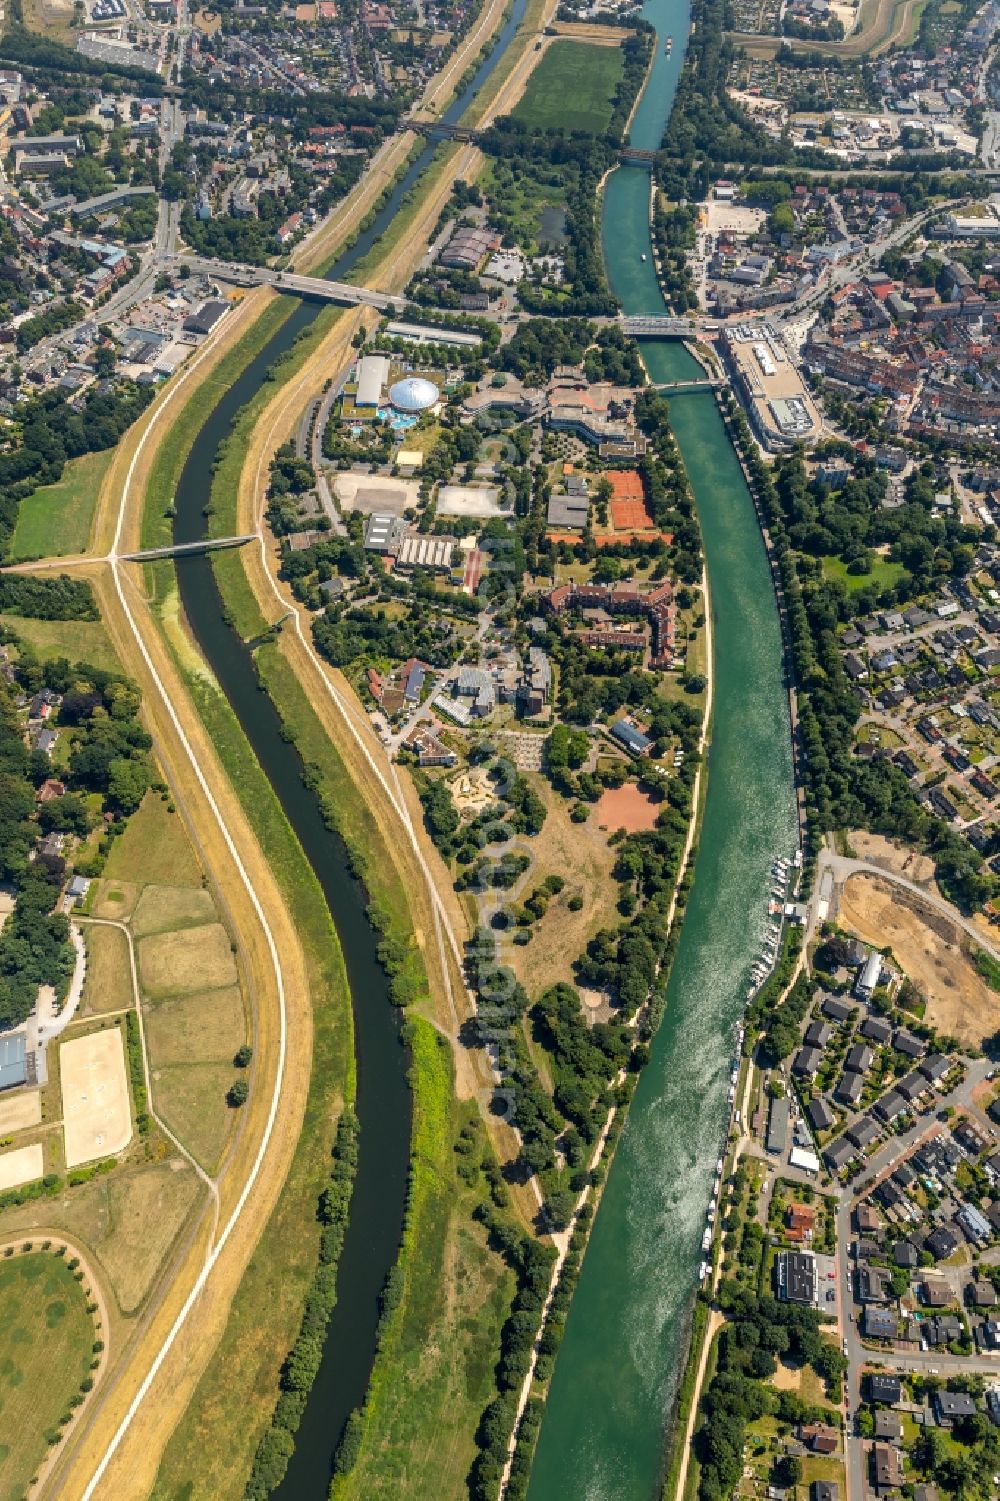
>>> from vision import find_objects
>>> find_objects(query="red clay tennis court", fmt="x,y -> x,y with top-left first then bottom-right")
607,470 -> 655,531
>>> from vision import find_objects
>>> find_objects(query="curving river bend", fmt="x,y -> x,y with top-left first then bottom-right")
525,4 -> 799,1498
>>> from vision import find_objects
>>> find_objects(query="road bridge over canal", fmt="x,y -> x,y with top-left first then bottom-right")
176,255 -> 395,310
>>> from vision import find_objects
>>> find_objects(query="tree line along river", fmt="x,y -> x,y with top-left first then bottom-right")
164,0 -> 797,1492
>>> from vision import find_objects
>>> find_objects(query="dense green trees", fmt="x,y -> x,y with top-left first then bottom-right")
0,576 -> 99,621
0,869 -> 74,1029
694,1281 -> 843,1501
0,382 -> 153,558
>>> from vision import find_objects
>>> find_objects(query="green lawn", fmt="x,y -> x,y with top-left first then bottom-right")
9,449 -> 113,561
0,1252 -> 97,1497
0,614 -> 120,673
513,41 -> 625,134
822,555 -> 906,593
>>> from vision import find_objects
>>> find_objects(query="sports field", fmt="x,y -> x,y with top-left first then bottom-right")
512,40 -> 624,134
60,1027 -> 132,1168
0,1252 -> 96,1498
9,450 -> 113,561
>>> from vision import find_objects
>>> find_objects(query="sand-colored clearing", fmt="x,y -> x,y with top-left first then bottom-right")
839,873 -> 997,1045
60,1029 -> 132,1168
0,1143 -> 43,1190
596,781 -> 662,833
0,1090 -> 41,1132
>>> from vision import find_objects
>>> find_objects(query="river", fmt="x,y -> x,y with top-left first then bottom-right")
524,4 -> 799,1500
165,2 -> 532,1495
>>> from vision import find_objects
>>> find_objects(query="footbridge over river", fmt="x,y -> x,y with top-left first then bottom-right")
653,377 -> 721,393
120,534 -> 256,563
176,255 -> 395,311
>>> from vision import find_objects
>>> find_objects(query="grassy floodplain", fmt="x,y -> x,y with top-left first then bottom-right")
512,40 -> 624,133
0,1251 -> 98,1497
118,310 -> 356,1498
9,449 -> 113,561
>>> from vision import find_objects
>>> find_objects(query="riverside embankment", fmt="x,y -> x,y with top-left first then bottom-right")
524,3 -> 800,1499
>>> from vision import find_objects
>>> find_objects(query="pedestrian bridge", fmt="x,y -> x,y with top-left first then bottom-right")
653,378 -> 720,394
120,535 -> 257,562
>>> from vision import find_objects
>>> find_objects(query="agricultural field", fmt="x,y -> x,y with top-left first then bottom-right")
0,1251 -> 97,1498
91,793 -> 248,1174
513,40 -> 625,134
80,925 -> 133,1016
0,1159 -> 204,1318
9,450 -> 113,561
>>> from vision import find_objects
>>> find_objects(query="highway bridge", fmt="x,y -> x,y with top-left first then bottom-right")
177,255 -> 395,311
120,535 -> 257,563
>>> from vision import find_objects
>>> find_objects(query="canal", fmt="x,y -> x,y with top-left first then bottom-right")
165,1 -> 532,1495
524,2 -> 800,1499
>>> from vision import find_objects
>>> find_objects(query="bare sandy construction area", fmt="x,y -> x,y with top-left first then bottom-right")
333,473 -> 420,515
0,1143 -> 43,1191
60,1028 -> 132,1168
849,830 -> 936,886
596,782 -> 662,833
838,873 -> 997,1046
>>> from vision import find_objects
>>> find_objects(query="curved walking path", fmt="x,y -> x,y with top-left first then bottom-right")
819,851 -> 1000,963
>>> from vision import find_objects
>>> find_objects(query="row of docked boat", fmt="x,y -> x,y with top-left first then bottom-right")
746,850 -> 802,1001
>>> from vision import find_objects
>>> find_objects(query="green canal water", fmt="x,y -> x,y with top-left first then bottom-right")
525,5 -> 800,1499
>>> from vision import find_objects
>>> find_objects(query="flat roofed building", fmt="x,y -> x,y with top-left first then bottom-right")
775,1249 -> 817,1305
355,353 -> 391,409
363,512 -> 408,554
0,1034 -> 26,1091
385,321 -> 481,349
547,494 -> 590,530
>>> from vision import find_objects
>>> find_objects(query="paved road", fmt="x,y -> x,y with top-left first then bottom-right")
817,850 -> 1000,963
835,1055 -> 994,1501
